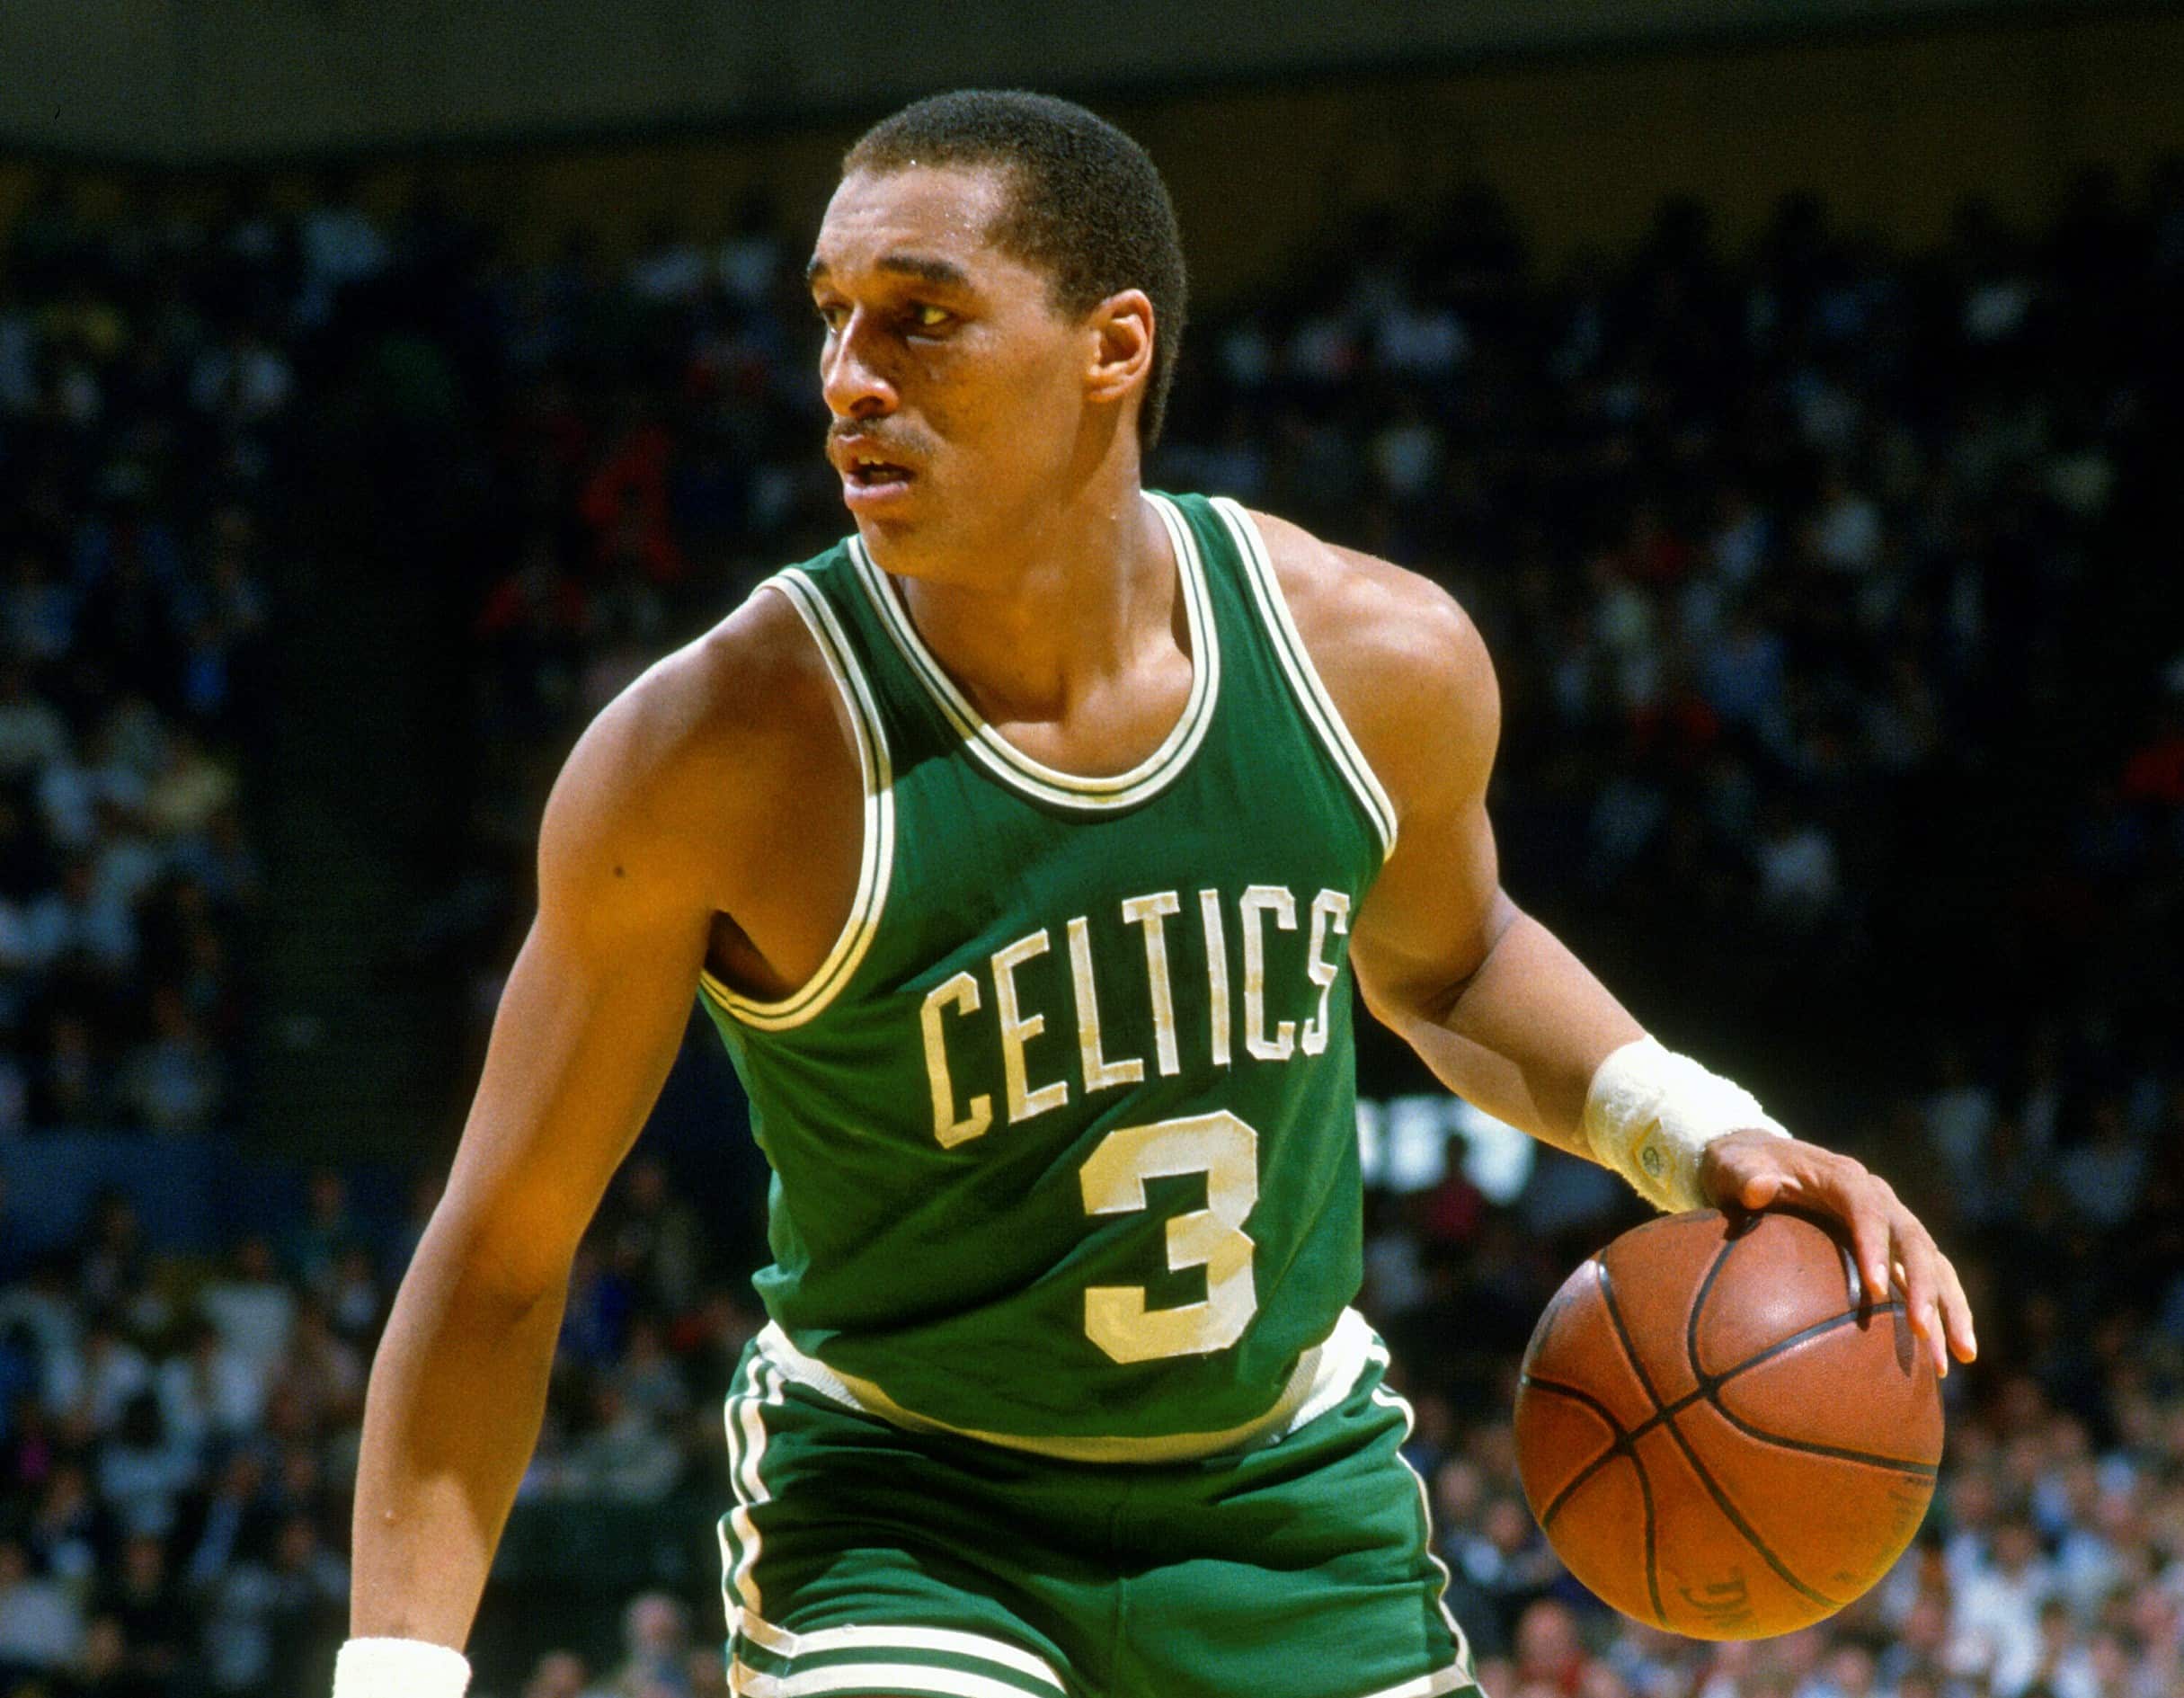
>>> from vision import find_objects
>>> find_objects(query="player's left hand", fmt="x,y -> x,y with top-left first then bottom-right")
1698,1130 -> 1976,1379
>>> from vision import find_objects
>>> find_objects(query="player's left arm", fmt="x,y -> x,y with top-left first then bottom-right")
1249,510 -> 1975,1374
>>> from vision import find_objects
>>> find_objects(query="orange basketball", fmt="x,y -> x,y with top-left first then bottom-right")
1513,1209 -> 1942,1640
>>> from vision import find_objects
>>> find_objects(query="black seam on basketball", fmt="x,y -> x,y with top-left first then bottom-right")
1654,1408 -> 1842,1610
1684,1235 -> 1739,1383
1539,1443 -> 1626,1529
1587,1302 -> 1909,1454
1616,1302 -> 1904,1433
1708,1302 -> 1906,1386
1522,1375 -> 1632,1529
1593,1258 -> 1681,1624
1633,1444 -> 1665,1625
1603,1248 -> 1840,1609
1517,1374 -> 1628,1432
1701,1399 -> 1940,1476
1593,1260 -> 1669,1415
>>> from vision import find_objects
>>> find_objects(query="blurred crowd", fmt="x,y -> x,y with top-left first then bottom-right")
0,180 -> 275,1140
0,1156 -> 758,1697
1,135 -> 2181,1698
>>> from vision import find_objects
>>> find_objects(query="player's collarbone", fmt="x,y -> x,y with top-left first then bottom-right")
919,882 -> 1351,1146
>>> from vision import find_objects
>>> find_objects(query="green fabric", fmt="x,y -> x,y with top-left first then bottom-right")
719,1339 -> 1479,1698
701,493 -> 1388,1445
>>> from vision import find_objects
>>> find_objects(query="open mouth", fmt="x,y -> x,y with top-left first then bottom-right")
847,458 -> 913,487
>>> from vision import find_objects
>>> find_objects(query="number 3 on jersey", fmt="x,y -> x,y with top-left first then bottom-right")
1078,1110 -> 1260,1364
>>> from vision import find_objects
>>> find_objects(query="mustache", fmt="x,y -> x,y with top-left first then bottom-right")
828,422 -> 935,460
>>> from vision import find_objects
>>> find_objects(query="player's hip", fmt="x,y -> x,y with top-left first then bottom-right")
745,1302 -> 1379,1467
716,1330 -> 1481,1698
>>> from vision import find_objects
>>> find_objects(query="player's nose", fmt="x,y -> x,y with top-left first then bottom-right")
820,312 -> 898,422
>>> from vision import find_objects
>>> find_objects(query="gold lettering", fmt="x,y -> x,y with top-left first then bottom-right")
992,929 -> 1069,1123
1068,915 -> 1145,1093
1121,891 -> 1183,1078
1198,889 -> 1231,1068
919,972 -> 992,1147
1301,889 -> 1351,1056
1239,885 -> 1298,1062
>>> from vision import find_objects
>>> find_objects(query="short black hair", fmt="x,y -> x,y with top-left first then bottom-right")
844,90 -> 1188,449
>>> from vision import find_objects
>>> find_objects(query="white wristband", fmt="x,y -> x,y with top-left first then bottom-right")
334,1638 -> 471,1698
1582,1036 -> 1788,1213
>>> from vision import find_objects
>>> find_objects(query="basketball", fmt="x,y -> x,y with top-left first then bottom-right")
1514,1209 -> 1942,1640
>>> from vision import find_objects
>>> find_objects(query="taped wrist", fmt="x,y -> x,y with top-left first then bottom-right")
1582,1036 -> 1788,1213
333,1638 -> 471,1698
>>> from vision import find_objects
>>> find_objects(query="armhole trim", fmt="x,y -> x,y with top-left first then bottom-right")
1209,497 -> 1399,860
699,569 -> 894,1030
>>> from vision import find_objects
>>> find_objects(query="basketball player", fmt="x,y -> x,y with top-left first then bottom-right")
340,93 -> 1976,1698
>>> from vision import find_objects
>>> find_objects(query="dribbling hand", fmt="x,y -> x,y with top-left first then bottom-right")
1698,1130 -> 1977,1378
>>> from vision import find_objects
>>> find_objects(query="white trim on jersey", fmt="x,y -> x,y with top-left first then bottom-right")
699,568 -> 896,1031
1208,496 -> 1400,861
845,492 -> 1221,811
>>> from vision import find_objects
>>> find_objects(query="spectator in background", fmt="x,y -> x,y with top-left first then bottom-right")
1952,1516 -> 2055,1694
267,1297 -> 364,1435
324,1245 -> 385,1345
45,1311 -> 150,1436
1452,1494 -> 1563,1648
603,1155 -> 704,1318
184,1449 -> 275,1596
606,1592 -> 691,1698
197,1237 -> 293,1405
1510,1596 -> 1601,1696
118,983 -> 225,1133
23,1461 -> 104,1590
72,1610 -> 164,1698
199,1510 -> 348,1697
94,1390 -> 198,1538
158,1313 -> 266,1452
2057,1097 -> 2149,1233
523,1648 -> 610,1698
561,1377 -> 681,1505
93,1531 -> 195,1691
0,1534 -> 83,1678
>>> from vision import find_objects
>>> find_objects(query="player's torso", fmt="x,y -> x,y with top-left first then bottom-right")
702,492 -> 1397,1446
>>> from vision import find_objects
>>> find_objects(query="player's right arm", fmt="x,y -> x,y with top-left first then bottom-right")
347,587 -> 847,1658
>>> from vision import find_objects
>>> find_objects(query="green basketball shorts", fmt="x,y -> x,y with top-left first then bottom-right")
715,1329 -> 1484,1698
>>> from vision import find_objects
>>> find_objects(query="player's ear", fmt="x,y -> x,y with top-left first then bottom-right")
1086,289 -> 1155,408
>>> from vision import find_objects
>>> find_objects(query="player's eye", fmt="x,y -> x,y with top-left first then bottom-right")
910,303 -> 952,331
815,302 -> 848,332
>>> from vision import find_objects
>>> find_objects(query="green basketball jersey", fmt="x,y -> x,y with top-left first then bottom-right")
698,493 -> 1398,1454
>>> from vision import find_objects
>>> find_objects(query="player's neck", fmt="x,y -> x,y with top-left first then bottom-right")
889,474 -> 1181,727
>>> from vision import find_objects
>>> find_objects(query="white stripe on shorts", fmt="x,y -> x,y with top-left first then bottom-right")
732,1659 -> 1049,1698
724,1360 -> 786,1620
1350,1663 -> 1479,1698
737,1614 -> 1064,1694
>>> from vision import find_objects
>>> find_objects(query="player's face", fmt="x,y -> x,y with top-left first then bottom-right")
808,164 -> 1114,573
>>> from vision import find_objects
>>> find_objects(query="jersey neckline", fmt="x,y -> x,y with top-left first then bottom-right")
845,492 -> 1221,812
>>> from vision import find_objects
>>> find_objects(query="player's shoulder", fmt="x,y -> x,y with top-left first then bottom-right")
1239,507 -> 1498,800
630,573 -> 838,760
541,573 -> 847,896
574,576 -> 833,791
